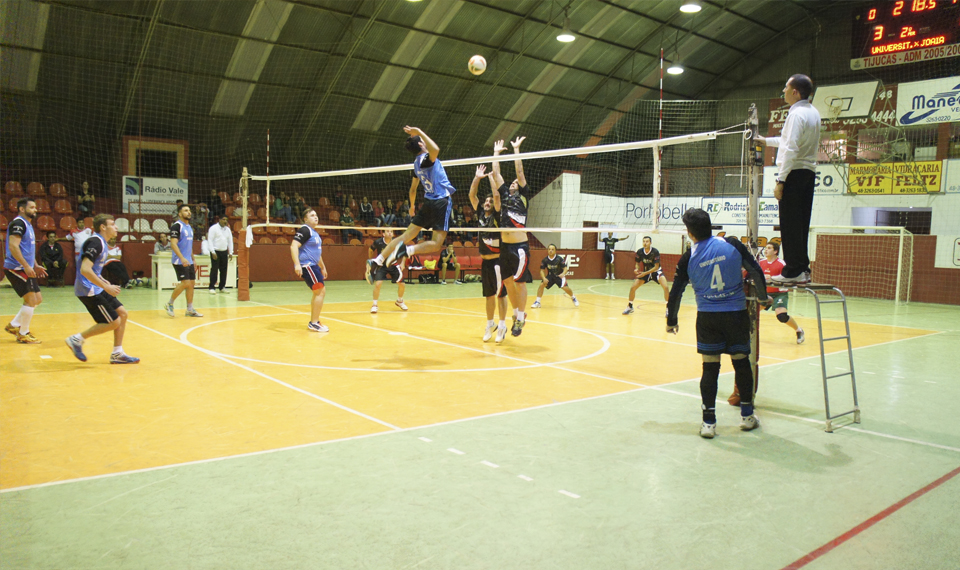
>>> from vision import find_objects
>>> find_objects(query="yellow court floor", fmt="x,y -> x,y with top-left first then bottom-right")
1,294 -> 935,489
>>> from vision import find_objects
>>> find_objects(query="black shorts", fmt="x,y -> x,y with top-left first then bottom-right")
638,270 -> 664,284
544,274 -> 566,289
442,261 -> 458,270
411,196 -> 452,232
500,242 -> 532,283
481,258 -> 507,298
301,264 -> 325,290
4,269 -> 41,298
173,264 -> 196,281
696,310 -> 751,356
374,265 -> 402,284
603,251 -> 614,264
78,291 -> 123,324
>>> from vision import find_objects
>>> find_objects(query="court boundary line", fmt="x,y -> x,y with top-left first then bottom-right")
127,319 -> 402,431
0,307 -> 949,494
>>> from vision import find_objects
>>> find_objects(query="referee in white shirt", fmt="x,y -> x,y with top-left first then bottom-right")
206,215 -> 233,293
758,74 -> 820,284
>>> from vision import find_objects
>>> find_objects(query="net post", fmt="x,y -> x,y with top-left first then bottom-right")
895,227 -> 904,305
238,167 -> 251,302
652,144 -> 661,231
745,104 -> 762,395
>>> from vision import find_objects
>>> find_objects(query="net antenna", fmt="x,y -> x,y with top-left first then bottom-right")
745,103 -> 763,398
238,167 -> 251,301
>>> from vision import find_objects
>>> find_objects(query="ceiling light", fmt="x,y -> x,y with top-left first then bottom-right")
680,0 -> 702,13
667,62 -> 684,75
557,10 -> 575,42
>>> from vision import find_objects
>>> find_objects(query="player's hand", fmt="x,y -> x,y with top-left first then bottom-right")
321,267 -> 328,279
24,266 -> 37,278
211,252 -> 217,260
105,283 -> 121,297
403,126 -> 422,137
510,136 -> 525,151
666,324 -> 679,335
493,140 -> 505,154
475,165 -> 487,179
542,279 -> 549,286
755,136 -> 766,145
774,182 -> 784,201
293,264 -> 302,277
35,265 -> 47,278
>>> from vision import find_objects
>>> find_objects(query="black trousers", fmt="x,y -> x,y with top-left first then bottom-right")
43,262 -> 65,284
778,169 -> 815,277
209,250 -> 229,290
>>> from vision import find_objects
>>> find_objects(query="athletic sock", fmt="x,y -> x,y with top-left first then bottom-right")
187,303 -> 194,311
374,254 -> 384,265
731,357 -> 755,414
702,405 -> 717,425
18,306 -> 34,335
168,298 -> 175,305
740,403 -> 754,417
112,346 -> 123,355
11,307 -> 24,327
499,320 -> 506,328
70,333 -> 84,344
487,319 -> 494,327
513,308 -> 519,319
535,297 -> 541,303
519,312 -> 526,322
372,300 -> 378,306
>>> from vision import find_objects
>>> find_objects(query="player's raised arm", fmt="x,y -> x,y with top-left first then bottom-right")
404,126 -> 439,162
468,165 -> 486,210
511,136 -> 526,188
491,140 -> 506,188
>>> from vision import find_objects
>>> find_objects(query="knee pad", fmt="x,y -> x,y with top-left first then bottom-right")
777,312 -> 790,323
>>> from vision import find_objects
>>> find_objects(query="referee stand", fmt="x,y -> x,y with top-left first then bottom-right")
785,283 -> 860,432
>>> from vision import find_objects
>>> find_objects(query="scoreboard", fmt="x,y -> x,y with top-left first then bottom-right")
851,0 -> 960,69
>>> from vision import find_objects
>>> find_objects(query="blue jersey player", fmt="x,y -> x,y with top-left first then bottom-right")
4,198 -> 46,344
164,204 -> 203,318
665,208 -> 769,439
64,214 -> 139,364
291,208 -> 329,332
366,126 -> 456,282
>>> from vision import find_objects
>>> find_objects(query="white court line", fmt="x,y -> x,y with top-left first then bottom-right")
2,308 -> 949,494
518,475 -> 533,481
128,319 -> 401,432
481,461 -> 499,468
447,448 -> 465,455
558,490 -> 581,499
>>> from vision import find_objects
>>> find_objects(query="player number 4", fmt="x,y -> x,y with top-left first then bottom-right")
711,264 -> 725,291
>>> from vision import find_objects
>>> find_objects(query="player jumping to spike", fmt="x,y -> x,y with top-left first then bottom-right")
366,126 -> 456,280
532,244 -> 578,309
623,236 -> 670,315
491,136 -> 533,337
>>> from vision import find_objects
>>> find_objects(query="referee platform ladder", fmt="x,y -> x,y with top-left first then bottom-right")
788,283 -> 860,432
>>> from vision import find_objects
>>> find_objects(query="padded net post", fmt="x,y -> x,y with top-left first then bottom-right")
237,168 -> 251,301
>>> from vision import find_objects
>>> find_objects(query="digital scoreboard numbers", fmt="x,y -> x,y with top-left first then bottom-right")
851,0 -> 960,69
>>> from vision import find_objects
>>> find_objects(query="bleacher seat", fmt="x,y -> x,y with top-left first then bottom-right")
152,219 -> 169,233
34,198 -> 51,213
227,206 -> 241,220
60,216 -> 77,231
141,234 -> 156,241
4,181 -> 23,196
258,236 -> 272,244
275,236 -> 290,244
233,221 -> 243,233
37,215 -> 57,232
133,218 -> 151,233
115,218 -> 130,233
0,214 -> 8,230
49,183 -> 67,198
328,210 -> 340,223
248,193 -> 262,206
322,237 -> 335,245
464,241 -> 474,247
54,199 -> 73,214
219,191 -> 233,206
318,197 -> 331,208
257,207 -> 268,220
8,198 -> 19,212
282,226 -> 296,236
26,182 -> 45,196
120,234 -> 138,242
267,225 -> 282,235
83,216 -> 94,228
349,238 -> 361,246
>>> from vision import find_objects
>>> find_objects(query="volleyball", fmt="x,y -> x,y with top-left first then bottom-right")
468,55 -> 486,75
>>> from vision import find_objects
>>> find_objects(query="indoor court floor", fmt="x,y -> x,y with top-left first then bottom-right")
2,279 -> 958,569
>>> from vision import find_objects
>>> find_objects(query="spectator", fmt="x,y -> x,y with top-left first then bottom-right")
78,181 -> 96,215
334,186 -> 346,208
358,196 -> 375,225
380,199 -> 397,227
339,207 -> 363,243
194,203 -> 209,234
208,188 -> 225,219
102,237 -> 131,288
70,218 -> 93,261
39,231 -> 65,287
273,193 -> 294,223
173,199 -> 184,219
292,193 -> 307,223
154,232 -> 173,254
371,199 -> 383,226
439,244 -> 462,285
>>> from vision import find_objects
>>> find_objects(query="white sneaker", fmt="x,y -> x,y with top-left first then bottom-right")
572,297 -> 579,307
605,275 -> 610,280
622,307 -> 634,315
308,322 -> 329,332
483,323 -> 496,342
611,276 -> 616,280
700,422 -> 717,439
395,300 -> 408,311
208,289 -> 217,294
796,329 -> 805,344
495,323 -> 507,343
440,281 -> 447,285
185,309 -> 204,318
531,300 -> 541,309
371,304 -> 378,313
739,415 -> 761,431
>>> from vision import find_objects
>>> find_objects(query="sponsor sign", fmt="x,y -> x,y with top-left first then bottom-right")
623,197 -> 700,226
812,81 -> 879,119
851,43 -> 960,70
896,76 -> 960,125
768,87 -> 897,136
700,197 -> 779,226
123,177 -> 189,214
849,161 -> 942,194
944,159 -> 960,193
763,164 -> 847,196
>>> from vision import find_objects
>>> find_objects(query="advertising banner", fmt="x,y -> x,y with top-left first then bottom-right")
123,177 -> 189,214
849,161 -> 942,194
763,164 -> 848,196
896,76 -> 960,126
700,197 -> 779,226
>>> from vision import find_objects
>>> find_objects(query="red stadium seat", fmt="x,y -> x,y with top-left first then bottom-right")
282,226 -> 296,236
49,183 -> 67,198
275,236 -> 290,244
349,238 -> 361,246
257,207 -> 268,220
267,225 -> 282,235
0,214 -> 7,230
4,181 -> 23,196
219,191 -> 234,206
253,225 -> 267,235
60,216 -> 77,231
227,206 -> 241,220
318,197 -> 331,208
54,199 -> 73,214
26,182 -> 45,196
258,236 -> 273,244
37,215 -> 57,232
83,217 -> 93,228
8,198 -> 20,212
35,198 -> 51,213
248,193 -> 263,206
464,241 -> 474,247
328,210 -> 340,223
322,237 -> 335,245
233,221 -> 243,233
